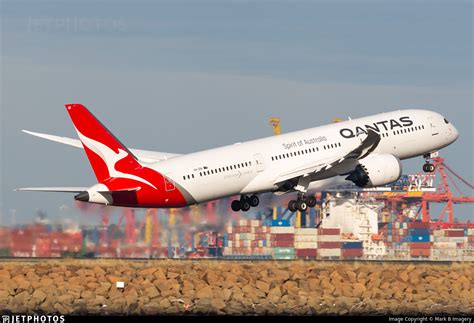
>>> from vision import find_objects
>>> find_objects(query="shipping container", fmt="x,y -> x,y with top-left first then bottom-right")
411,235 -> 430,242
409,242 -> 431,249
318,248 -> 341,258
271,240 -> 294,247
318,242 -> 341,249
445,230 -> 465,237
317,235 -> 341,242
409,229 -> 431,236
295,249 -> 317,258
272,234 -> 294,242
271,220 -> 291,227
270,227 -> 295,234
342,248 -> 363,258
318,228 -> 340,235
408,222 -> 431,229
433,242 -> 458,249
272,247 -> 295,255
294,228 -> 318,235
294,241 -> 318,249
294,235 -> 318,242
410,249 -> 430,257
342,241 -> 363,249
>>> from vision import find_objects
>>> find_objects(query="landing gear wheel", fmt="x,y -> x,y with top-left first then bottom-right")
240,199 -> 251,212
249,195 -> 259,207
423,163 -> 435,173
288,200 -> 298,212
297,200 -> 308,212
231,200 -> 241,212
306,196 -> 317,208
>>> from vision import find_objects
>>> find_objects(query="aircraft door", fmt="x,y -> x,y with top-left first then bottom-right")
427,116 -> 439,136
254,153 -> 265,172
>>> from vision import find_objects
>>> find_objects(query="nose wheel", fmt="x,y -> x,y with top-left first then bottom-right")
423,163 -> 435,173
231,194 -> 260,212
288,194 -> 317,212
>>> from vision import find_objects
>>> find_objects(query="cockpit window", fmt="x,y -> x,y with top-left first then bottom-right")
444,118 -> 449,124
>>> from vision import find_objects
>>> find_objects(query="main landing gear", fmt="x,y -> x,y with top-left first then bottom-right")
423,152 -> 437,173
231,194 -> 259,212
288,193 -> 317,213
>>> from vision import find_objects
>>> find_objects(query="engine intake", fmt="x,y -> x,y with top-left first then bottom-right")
346,154 -> 402,188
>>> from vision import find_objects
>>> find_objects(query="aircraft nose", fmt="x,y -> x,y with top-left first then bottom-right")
452,126 -> 459,141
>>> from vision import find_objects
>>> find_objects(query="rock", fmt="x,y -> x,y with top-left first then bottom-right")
211,298 -> 227,311
145,285 -> 160,299
267,286 -> 282,303
204,271 -> 221,285
255,280 -> 270,293
196,286 -> 214,299
352,283 -> 366,298
57,294 -> 74,305
81,290 -> 95,300
32,289 -> 47,303
399,271 -> 409,283
107,276 -> 123,284
139,267 -> 157,277
93,266 -> 106,276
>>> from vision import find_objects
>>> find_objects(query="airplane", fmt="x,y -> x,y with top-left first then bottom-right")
17,104 -> 459,213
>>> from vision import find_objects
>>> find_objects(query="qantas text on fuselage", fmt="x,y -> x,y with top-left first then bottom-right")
17,104 -> 458,213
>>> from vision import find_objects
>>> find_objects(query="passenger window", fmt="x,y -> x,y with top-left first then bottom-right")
183,176 -> 186,180
192,174 -> 194,178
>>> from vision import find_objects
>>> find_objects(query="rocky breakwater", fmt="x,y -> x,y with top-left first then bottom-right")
0,260 -> 472,315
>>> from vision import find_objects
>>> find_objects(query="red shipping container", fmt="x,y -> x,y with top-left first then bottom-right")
445,230 -> 464,237
272,234 -> 294,241
408,222 -> 430,229
318,228 -> 340,235
410,242 -> 431,249
342,249 -> 363,257
410,249 -> 430,257
272,240 -> 294,247
295,249 -> 317,257
318,242 -> 341,249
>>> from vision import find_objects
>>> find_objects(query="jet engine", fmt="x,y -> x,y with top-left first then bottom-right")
345,154 -> 402,188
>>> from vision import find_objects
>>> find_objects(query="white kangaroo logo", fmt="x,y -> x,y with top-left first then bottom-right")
76,128 -> 157,189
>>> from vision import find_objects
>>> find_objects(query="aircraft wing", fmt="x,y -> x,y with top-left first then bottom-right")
22,130 -> 182,162
273,130 -> 381,189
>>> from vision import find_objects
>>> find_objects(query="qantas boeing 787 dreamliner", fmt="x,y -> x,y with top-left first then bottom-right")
17,104 -> 458,213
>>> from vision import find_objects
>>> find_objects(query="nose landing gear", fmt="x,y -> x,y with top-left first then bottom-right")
231,194 -> 260,212
423,152 -> 438,173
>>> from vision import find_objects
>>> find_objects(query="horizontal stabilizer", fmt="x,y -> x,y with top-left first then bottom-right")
15,187 -> 88,193
22,130 -> 83,148
22,129 -> 182,162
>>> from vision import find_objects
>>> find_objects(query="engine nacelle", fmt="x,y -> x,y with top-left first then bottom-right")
346,154 -> 402,188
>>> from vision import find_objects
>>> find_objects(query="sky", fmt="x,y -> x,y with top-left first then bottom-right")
1,0 -> 473,225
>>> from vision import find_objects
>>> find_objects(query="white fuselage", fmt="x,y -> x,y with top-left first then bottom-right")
146,109 -> 458,205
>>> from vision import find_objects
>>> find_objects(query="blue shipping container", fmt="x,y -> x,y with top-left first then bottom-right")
410,229 -> 431,236
271,219 -> 290,227
411,235 -> 430,242
342,241 -> 363,249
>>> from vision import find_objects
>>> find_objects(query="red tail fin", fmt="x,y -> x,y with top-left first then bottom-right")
65,103 -> 142,183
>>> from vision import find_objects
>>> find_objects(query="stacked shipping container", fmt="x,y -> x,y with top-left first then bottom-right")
294,228 -> 318,259
317,228 -> 341,258
223,220 -> 272,258
408,222 -> 431,258
271,220 -> 295,259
